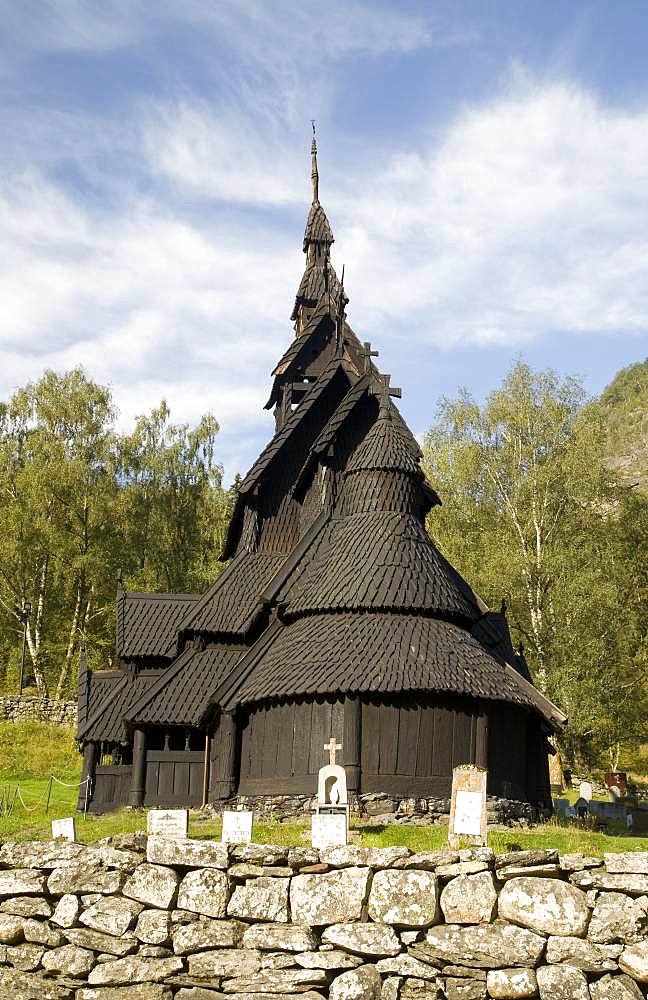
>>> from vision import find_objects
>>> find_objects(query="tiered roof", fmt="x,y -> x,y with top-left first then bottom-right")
78,138 -> 566,747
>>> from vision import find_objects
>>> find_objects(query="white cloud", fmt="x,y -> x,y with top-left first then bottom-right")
0,169 -> 294,480
331,81 -> 648,347
145,105 -> 306,206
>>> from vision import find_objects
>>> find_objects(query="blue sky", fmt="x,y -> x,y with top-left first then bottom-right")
2,1 -> 648,483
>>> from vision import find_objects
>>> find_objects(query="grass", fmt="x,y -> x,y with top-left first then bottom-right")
1,721 -> 646,854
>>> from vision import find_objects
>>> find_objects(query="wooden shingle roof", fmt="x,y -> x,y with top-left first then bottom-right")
234,612 -> 544,712
77,671 -> 157,743
125,645 -> 245,728
180,552 -> 287,637
117,592 -> 199,659
284,511 -> 480,621
236,359 -> 348,497
303,202 -> 334,248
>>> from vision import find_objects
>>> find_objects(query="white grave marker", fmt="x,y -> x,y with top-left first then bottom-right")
147,809 -> 188,839
579,781 -> 593,802
51,817 -> 76,842
221,810 -> 253,845
453,791 -> 483,836
311,812 -> 347,849
448,764 -> 487,848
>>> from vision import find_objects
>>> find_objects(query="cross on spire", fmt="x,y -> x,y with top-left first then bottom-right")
324,738 -> 342,765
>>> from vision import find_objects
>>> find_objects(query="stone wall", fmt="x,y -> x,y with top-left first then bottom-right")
229,793 -> 539,828
0,838 -> 647,1000
0,697 -> 77,727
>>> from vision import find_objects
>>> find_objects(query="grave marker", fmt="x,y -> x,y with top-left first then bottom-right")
51,817 -> 76,842
579,781 -> 593,802
222,810 -> 253,844
147,809 -> 188,839
311,737 -> 348,847
311,812 -> 347,849
448,764 -> 487,848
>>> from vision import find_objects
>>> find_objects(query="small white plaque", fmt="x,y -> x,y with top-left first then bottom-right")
579,781 -> 593,802
453,790 -> 483,837
221,810 -> 253,845
311,812 -> 347,849
147,809 -> 188,839
52,817 -> 76,842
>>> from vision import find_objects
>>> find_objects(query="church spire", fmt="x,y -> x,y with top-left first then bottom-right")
311,123 -> 319,204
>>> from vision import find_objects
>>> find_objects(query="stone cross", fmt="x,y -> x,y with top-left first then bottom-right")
324,738 -> 342,765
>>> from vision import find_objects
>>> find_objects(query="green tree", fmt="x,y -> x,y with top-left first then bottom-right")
117,402 -> 228,593
422,360 -> 646,766
0,371 -> 232,698
0,370 -> 118,696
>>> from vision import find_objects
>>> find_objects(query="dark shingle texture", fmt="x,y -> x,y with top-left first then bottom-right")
128,645 -> 244,727
236,613 -> 537,708
347,412 -> 421,473
294,261 -> 341,308
117,592 -> 199,658
238,360 -> 344,495
303,202 -> 334,247
79,672 -> 158,742
180,552 -> 286,636
285,511 -> 480,621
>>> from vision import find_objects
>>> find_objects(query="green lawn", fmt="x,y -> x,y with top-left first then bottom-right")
1,721 -> 646,854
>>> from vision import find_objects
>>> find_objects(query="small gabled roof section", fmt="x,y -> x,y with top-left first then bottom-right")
77,670 -> 158,743
124,644 -> 245,728
237,358 -> 349,497
179,551 -> 287,638
117,591 -> 199,659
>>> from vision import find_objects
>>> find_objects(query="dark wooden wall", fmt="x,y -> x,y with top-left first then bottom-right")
487,703 -> 529,800
90,765 -> 132,813
237,697 -> 344,795
144,750 -> 204,807
360,696 -> 478,797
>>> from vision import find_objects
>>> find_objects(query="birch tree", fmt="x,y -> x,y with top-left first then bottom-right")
422,361 -> 645,765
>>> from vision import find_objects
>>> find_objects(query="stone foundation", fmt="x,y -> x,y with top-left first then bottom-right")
0,697 -> 77,727
0,836 -> 647,998
212,793 -> 541,828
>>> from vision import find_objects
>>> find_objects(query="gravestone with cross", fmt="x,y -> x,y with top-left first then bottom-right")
312,737 -> 348,848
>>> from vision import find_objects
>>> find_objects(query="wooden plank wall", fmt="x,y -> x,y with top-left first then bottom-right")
361,696 -> 478,797
238,697 -> 344,795
487,704 -> 528,800
143,751 -> 204,807
90,765 -> 132,813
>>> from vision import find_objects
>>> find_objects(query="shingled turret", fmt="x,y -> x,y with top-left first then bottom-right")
77,135 -> 565,816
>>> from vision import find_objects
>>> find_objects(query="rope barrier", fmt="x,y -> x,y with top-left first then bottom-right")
50,775 -> 90,788
0,774 -> 91,815
16,785 -> 49,813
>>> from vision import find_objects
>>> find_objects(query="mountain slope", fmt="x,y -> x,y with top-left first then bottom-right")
597,358 -> 648,490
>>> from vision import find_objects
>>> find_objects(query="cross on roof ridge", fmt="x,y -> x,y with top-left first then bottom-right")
360,341 -> 379,373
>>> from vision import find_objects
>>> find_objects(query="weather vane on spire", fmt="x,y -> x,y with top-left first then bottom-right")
310,121 -> 319,203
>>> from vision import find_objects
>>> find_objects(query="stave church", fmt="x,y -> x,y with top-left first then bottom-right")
76,138 -> 565,815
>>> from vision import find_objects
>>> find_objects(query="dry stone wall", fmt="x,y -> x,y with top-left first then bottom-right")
0,836 -> 646,1000
0,697 -> 77,727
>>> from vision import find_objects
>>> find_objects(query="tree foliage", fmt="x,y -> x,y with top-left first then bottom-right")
0,370 -> 231,699
423,360 -> 648,769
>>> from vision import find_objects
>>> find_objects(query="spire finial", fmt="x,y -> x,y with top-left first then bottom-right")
310,122 -> 319,204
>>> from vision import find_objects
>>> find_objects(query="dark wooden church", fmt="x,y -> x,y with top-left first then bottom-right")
77,139 -> 565,814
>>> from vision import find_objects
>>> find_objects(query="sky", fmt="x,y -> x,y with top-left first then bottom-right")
2,0 -> 648,484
